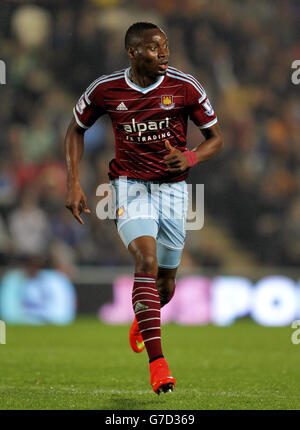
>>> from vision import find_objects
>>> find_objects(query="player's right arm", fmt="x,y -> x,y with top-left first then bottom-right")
64,79 -> 106,224
64,117 -> 90,225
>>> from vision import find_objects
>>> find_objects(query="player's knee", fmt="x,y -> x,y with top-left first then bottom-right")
135,253 -> 158,275
156,277 -> 176,307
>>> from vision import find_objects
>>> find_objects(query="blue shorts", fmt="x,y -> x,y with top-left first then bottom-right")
110,177 -> 188,269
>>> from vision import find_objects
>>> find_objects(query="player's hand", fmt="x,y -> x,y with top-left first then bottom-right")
65,182 -> 91,225
163,140 -> 189,172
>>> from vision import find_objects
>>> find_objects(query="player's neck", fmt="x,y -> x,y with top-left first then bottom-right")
129,67 -> 159,88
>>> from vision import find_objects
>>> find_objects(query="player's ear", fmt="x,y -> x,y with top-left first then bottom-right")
127,47 -> 136,59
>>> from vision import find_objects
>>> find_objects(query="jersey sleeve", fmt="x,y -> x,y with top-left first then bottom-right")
185,76 -> 218,129
73,78 -> 106,129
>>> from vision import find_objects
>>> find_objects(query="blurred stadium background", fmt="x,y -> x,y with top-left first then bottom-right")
0,0 -> 300,327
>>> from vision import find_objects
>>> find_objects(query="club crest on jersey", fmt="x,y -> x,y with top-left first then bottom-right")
160,95 -> 175,110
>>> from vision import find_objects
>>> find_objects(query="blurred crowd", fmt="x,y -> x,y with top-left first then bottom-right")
0,0 -> 300,274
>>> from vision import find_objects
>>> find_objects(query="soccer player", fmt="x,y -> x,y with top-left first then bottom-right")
65,22 -> 223,394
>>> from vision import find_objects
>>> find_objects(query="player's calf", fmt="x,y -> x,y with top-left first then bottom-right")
156,278 -> 176,307
132,272 -> 163,362
156,267 -> 177,307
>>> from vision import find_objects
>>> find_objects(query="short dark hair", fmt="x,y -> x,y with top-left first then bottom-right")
125,22 -> 159,50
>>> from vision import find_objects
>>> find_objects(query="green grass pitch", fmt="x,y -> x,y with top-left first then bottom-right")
0,317 -> 299,410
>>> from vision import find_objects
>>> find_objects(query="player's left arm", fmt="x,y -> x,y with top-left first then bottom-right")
164,79 -> 223,172
191,122 -> 224,162
164,123 -> 223,172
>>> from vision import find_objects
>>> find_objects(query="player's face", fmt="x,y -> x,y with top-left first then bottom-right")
130,28 -> 169,78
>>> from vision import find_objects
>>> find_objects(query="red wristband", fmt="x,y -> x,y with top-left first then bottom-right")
183,150 -> 198,167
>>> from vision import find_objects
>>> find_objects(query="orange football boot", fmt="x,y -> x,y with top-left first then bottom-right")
150,357 -> 176,394
129,317 -> 145,353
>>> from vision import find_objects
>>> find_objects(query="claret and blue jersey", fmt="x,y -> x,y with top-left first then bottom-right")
73,66 -> 218,182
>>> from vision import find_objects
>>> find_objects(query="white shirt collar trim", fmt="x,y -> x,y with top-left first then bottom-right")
125,67 -> 165,94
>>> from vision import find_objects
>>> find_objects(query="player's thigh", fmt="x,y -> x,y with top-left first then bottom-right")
156,180 -> 188,269
110,177 -> 159,250
156,239 -> 184,269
